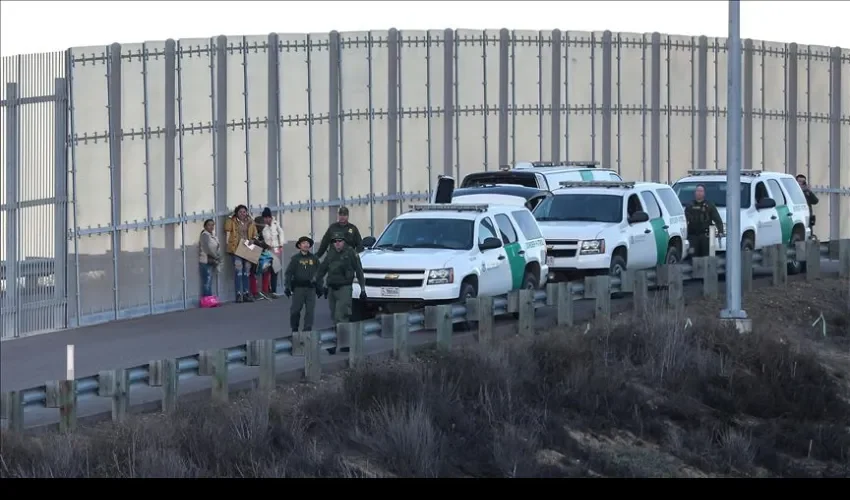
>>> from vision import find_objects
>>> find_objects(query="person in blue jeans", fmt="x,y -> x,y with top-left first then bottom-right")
224,205 -> 258,303
198,218 -> 221,297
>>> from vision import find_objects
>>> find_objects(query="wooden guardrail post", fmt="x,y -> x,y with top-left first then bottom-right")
584,275 -> 611,323
425,304 -> 454,351
304,330 -> 322,383
149,359 -> 178,413
1,391 -> 24,432
804,239 -> 821,280
247,339 -> 276,392
659,264 -> 684,311
693,257 -> 719,298
767,244 -> 787,286
517,288 -> 535,337
506,290 -> 520,314
98,369 -> 129,422
556,282 -> 574,326
348,322 -> 365,367
383,312 -> 410,361
290,332 -> 305,356
199,349 -> 229,403
632,271 -> 649,313
742,249 -> 754,292
476,296 -> 495,344
46,379 -> 76,432
838,239 -> 850,279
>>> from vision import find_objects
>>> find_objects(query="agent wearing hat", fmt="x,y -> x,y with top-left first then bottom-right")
315,232 -> 367,354
283,236 -> 321,336
315,206 -> 363,260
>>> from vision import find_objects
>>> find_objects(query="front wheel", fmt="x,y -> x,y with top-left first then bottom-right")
665,245 -> 681,265
609,255 -> 628,298
511,271 -> 539,319
457,281 -> 478,331
787,231 -> 806,275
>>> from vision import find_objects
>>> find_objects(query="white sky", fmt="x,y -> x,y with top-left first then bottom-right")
1,0 -> 848,58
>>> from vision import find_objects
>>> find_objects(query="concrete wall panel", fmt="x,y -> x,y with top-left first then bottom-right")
365,31 -> 389,230
397,32 -> 433,205
510,30 -> 541,163
427,30 -> 446,183
613,34 -> 646,180
243,35 -> 271,210
456,29 -> 487,179
761,41 -> 787,173
665,35 -> 696,183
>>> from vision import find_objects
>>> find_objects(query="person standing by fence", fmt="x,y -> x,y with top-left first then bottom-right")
261,207 -> 285,298
198,219 -> 221,298
224,204 -> 258,303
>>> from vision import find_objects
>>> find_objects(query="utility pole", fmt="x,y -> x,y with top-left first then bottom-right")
720,0 -> 751,333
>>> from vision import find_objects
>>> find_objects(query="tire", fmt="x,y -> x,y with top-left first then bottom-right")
741,235 -> 755,253
665,244 -> 681,265
609,254 -> 628,299
511,271 -> 539,319
787,231 -> 805,275
457,281 -> 478,331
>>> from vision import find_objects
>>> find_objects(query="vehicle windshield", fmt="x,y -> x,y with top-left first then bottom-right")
533,194 -> 623,223
672,181 -> 751,208
374,218 -> 474,250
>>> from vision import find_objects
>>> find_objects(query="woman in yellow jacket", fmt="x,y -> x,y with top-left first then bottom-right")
223,204 -> 258,303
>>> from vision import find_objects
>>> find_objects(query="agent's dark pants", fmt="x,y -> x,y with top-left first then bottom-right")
289,286 -> 316,333
688,234 -> 711,258
328,284 -> 353,326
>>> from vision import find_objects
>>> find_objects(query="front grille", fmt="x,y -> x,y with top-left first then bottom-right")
366,278 -> 423,288
548,249 -> 577,258
546,239 -> 579,246
364,268 -> 426,274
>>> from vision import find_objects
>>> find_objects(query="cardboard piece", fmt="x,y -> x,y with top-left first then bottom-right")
234,239 -> 262,265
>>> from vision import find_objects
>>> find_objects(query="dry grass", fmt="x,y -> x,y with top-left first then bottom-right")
2,278 -> 848,478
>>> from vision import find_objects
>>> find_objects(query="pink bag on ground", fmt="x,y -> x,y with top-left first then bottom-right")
200,295 -> 220,308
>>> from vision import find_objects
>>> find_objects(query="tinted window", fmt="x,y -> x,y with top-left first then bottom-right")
767,179 -> 787,206
626,194 -> 644,216
656,187 -> 685,216
639,191 -> 663,219
673,181 -> 752,209
511,210 -> 543,240
478,217 -> 499,245
780,177 -> 807,205
376,218 -> 474,250
494,214 -> 518,244
534,194 -> 624,223
754,181 -> 769,204
460,172 -> 538,188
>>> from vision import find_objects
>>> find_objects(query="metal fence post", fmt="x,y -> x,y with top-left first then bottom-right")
498,28 -> 509,167
267,33 -> 281,212
387,28 -> 399,222
328,31 -> 341,227
601,30 -> 613,170
164,39 -> 183,308
106,43 -> 123,320
650,32 -> 661,182
828,46 -> 842,241
53,78 -> 69,331
443,28 -> 455,177
4,83 -> 20,339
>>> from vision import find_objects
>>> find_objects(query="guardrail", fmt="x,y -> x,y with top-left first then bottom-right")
2,239 -> 849,432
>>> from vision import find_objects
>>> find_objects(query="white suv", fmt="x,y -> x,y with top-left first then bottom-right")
533,181 -> 689,281
459,160 -> 623,191
671,170 -> 811,274
354,203 -> 549,317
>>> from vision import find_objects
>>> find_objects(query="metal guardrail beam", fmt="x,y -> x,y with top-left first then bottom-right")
2,239 -> 848,431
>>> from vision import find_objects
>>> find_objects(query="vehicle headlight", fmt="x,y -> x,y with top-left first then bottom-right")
579,239 -> 605,255
427,268 -> 454,285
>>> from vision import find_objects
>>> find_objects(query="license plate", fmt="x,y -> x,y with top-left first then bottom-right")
546,256 -> 554,266
380,287 -> 400,297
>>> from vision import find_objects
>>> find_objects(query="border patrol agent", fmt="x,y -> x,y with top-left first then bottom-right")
685,184 -> 724,257
316,206 -> 364,259
283,236 -> 321,336
316,233 -> 367,353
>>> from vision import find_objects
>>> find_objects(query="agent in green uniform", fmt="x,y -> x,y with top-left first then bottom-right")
316,206 -> 364,259
283,236 -> 322,337
685,184 -> 724,257
316,234 -> 367,353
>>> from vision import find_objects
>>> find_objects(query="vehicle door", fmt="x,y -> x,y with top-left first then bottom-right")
753,180 -> 782,247
494,213 -> 526,289
431,175 -> 455,204
476,216 -> 510,296
655,186 -> 688,242
625,193 -> 657,269
779,176 -> 812,232
766,178 -> 793,245
639,189 -> 670,265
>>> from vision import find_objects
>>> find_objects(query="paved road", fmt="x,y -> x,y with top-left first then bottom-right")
1,260 -> 841,394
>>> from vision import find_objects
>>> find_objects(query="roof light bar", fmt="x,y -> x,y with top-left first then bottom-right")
686,169 -> 763,177
558,181 -> 635,189
411,203 -> 489,213
532,160 -> 600,168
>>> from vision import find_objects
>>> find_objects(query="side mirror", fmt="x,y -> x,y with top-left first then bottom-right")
361,236 -> 376,248
628,211 -> 650,224
479,237 -> 503,251
755,198 -> 776,210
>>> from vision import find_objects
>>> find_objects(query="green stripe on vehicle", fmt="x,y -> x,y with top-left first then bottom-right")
650,217 -> 670,265
580,170 -> 594,181
776,205 -> 793,245
505,242 -> 526,289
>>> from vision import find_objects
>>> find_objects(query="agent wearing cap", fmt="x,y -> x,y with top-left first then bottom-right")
315,232 -> 367,354
283,236 -> 320,337
316,206 -> 363,260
